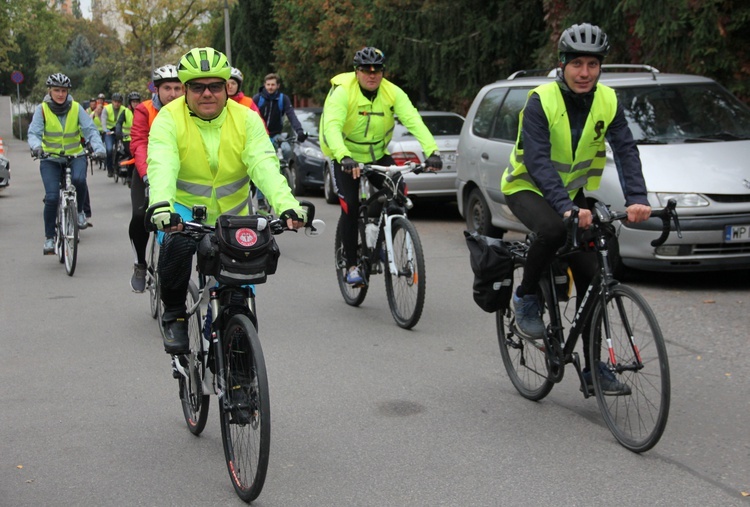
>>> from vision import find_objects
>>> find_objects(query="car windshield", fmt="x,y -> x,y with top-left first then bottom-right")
394,114 -> 464,139
294,110 -> 322,137
616,83 -> 750,144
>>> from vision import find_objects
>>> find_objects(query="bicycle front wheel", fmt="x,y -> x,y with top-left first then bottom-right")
63,201 -> 78,276
589,284 -> 670,453
497,261 -> 553,401
55,202 -> 65,264
334,214 -> 368,306
219,314 -> 270,503
383,217 -> 425,329
179,281 -> 210,435
147,234 -> 160,319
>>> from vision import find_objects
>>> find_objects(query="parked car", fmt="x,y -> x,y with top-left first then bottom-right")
456,65 -> 750,273
0,154 -> 10,190
278,107 -> 332,199
388,111 -> 464,202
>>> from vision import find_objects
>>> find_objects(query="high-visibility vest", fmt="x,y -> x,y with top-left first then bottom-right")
502,82 -> 617,198
104,103 -> 123,130
41,101 -> 84,156
119,108 -> 134,142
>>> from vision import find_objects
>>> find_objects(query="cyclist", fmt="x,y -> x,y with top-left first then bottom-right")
128,65 -> 184,293
501,23 -> 650,395
102,92 -> 125,177
27,73 -> 106,254
320,46 -> 442,284
115,91 -> 142,185
148,47 -> 306,354
227,67 -> 262,116
252,72 -> 306,212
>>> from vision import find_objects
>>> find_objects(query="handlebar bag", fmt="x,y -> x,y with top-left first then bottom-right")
202,214 -> 280,285
464,230 -> 513,313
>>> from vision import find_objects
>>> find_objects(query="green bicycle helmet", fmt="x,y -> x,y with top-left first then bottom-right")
178,47 -> 231,83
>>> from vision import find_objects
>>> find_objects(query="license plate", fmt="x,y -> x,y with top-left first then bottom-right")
725,224 -> 750,242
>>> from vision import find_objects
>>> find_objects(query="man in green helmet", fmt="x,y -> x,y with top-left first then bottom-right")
147,47 -> 307,354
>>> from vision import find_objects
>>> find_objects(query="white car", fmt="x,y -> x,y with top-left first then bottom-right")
0,154 -> 9,190
456,65 -> 750,273
388,111 -> 464,202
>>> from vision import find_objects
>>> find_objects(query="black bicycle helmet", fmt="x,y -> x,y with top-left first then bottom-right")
558,23 -> 610,60
46,73 -> 72,88
127,91 -> 141,102
353,47 -> 386,68
111,92 -> 124,102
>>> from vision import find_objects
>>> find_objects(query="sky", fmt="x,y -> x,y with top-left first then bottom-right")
80,0 -> 92,19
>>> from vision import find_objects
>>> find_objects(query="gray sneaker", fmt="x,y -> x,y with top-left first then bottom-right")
130,263 -> 147,292
43,238 -> 55,255
581,361 -> 632,396
512,292 -> 545,339
77,212 -> 88,230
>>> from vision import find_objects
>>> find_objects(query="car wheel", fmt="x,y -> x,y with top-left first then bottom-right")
288,161 -> 305,196
466,188 -> 504,237
324,164 -> 338,204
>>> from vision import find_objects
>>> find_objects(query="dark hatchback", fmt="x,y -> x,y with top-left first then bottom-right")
278,107 -> 332,198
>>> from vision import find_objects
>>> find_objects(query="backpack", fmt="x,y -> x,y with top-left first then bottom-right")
256,93 -> 285,115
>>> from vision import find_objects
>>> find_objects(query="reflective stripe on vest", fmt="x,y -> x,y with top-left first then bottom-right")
41,101 -> 83,156
172,100 -> 250,223
502,82 -> 617,198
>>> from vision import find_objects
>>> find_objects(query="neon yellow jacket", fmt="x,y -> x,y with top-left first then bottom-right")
320,72 -> 438,163
502,82 -> 617,198
147,98 -> 299,224
41,101 -> 84,156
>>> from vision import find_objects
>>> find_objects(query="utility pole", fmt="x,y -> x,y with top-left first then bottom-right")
223,0 -> 232,64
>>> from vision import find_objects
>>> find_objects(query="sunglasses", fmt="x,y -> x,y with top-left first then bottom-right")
186,82 -> 226,94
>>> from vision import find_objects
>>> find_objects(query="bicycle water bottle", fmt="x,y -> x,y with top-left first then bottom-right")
365,222 -> 379,249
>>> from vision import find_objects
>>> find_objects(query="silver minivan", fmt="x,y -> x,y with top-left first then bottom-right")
456,66 -> 750,273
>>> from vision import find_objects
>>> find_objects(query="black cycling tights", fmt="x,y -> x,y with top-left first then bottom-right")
158,233 -> 196,321
334,154 -> 394,268
129,175 -> 149,265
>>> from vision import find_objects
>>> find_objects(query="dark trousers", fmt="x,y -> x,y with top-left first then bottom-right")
129,174 -> 148,265
333,154 -> 394,267
40,157 -> 87,239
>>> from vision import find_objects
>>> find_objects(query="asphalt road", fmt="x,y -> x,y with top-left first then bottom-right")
0,133 -> 748,506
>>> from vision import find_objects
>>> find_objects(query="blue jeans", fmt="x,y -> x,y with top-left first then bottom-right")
104,132 -> 115,172
40,156 -> 88,238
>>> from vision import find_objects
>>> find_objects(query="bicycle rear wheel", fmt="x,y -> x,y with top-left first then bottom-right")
334,214 -> 368,306
497,261 -> 553,401
589,284 -> 670,453
179,281 -> 210,435
219,314 -> 270,503
63,201 -> 78,276
384,217 -> 425,329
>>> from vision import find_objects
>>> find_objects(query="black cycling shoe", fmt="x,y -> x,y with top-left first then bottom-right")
162,318 -> 189,355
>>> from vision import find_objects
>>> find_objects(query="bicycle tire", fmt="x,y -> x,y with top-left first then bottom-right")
179,281 -> 210,435
147,234 -> 160,319
589,284 -> 670,453
219,314 -> 270,503
63,201 -> 78,276
55,202 -> 65,264
383,217 -> 426,329
497,261 -> 553,401
334,214 -> 368,306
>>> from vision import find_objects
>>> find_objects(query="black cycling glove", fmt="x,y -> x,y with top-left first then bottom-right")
340,157 -> 358,172
425,152 -> 443,170
296,132 -> 308,143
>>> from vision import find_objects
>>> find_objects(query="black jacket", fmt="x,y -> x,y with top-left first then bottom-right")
252,87 -> 304,138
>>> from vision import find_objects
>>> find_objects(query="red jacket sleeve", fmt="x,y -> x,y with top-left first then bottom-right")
130,103 -> 150,179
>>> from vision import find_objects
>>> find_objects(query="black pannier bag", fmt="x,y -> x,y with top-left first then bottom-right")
197,214 -> 280,285
464,230 -> 514,313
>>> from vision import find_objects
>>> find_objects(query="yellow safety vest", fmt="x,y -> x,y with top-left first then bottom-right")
119,108 -> 134,142
502,82 -> 617,198
172,100 -> 250,221
104,103 -> 123,130
41,101 -> 84,156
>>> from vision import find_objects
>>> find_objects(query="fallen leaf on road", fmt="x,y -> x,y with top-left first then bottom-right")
741,491 -> 749,497
703,300 -> 715,304
16,465 -> 23,469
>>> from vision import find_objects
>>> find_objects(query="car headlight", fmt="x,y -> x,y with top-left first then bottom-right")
655,193 -> 709,207
302,147 -> 325,160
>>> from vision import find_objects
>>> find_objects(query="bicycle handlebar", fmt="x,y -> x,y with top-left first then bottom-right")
360,162 -> 426,176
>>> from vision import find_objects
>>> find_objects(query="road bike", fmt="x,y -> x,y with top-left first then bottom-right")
496,200 -> 681,452
37,152 -> 87,276
334,163 -> 427,329
146,200 -> 324,503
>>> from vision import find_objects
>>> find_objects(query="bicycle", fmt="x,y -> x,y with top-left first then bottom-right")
36,151 -> 87,276
146,200 -> 324,503
334,162 -> 427,329
143,186 -> 165,332
496,199 -> 681,452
